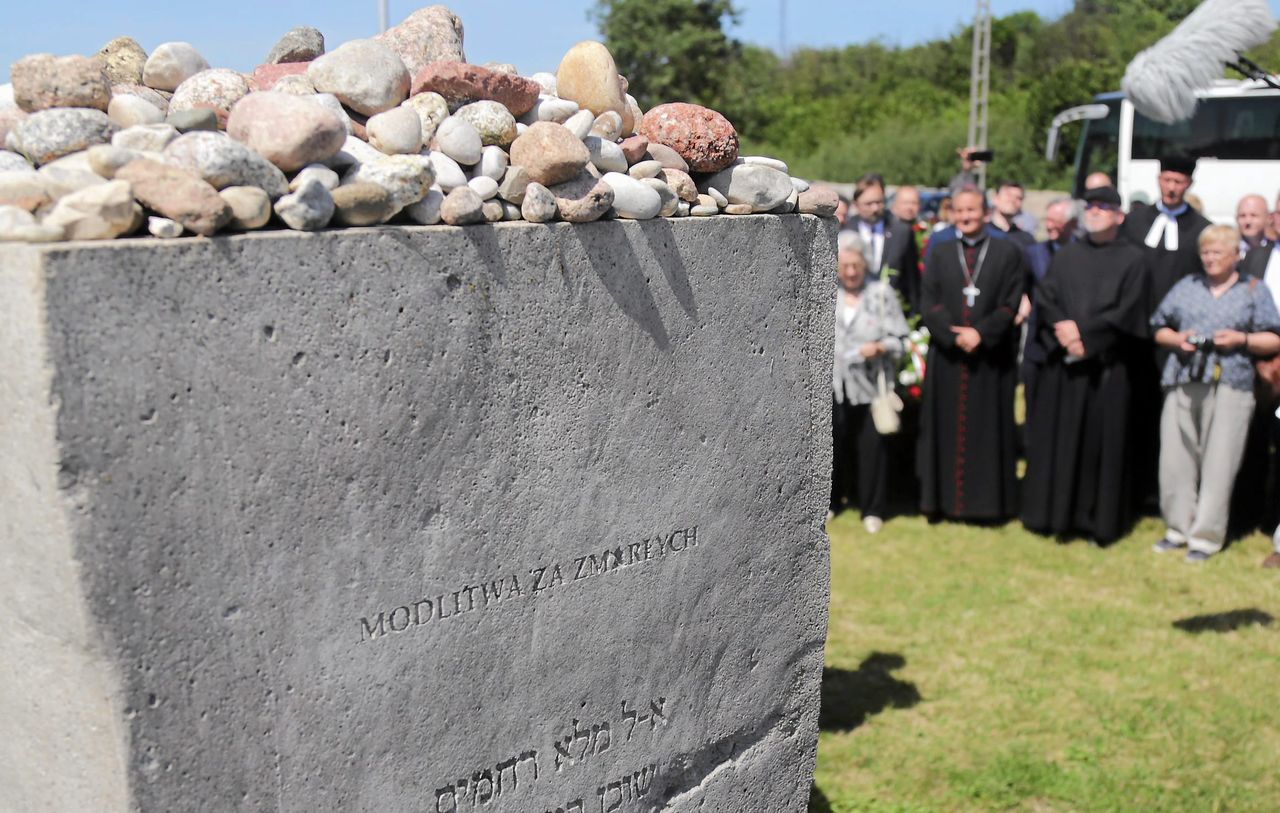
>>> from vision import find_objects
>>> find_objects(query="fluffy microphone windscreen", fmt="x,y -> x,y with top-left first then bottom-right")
1121,0 -> 1277,124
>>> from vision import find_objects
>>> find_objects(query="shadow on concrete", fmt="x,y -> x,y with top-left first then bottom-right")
1172,608 -> 1274,634
818,653 -> 921,732
564,222 -> 671,351
636,218 -> 698,321
461,223 -> 509,285
807,782 -> 833,813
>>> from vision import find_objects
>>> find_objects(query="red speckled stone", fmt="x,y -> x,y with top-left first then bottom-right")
619,134 -> 649,165
638,103 -> 738,173
250,62 -> 310,92
410,61 -> 539,117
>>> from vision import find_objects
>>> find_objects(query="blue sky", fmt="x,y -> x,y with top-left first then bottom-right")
3,1 -> 1280,81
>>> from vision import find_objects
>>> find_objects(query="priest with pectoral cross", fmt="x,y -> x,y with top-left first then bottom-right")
917,188 -> 1026,520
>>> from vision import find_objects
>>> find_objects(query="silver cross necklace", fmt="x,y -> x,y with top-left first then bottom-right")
956,239 -> 989,307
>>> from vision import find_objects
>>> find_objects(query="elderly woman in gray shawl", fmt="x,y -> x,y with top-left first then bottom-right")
831,231 -> 910,533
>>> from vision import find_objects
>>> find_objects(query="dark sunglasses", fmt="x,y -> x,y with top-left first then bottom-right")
1084,201 -> 1120,211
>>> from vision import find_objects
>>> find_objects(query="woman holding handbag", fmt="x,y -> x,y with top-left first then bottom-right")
831,232 -> 910,533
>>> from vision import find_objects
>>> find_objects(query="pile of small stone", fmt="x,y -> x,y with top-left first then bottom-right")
0,5 -> 837,243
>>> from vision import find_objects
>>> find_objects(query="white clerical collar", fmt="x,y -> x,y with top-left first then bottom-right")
1156,201 -> 1189,218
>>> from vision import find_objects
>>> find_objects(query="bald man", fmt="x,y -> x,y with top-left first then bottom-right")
891,186 -> 921,224
1237,194 -> 1270,255
1085,172 -> 1113,191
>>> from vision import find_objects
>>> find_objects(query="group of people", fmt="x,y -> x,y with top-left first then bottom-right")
829,158 -> 1280,567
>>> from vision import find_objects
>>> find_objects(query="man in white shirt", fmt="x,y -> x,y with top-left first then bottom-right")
1239,227 -> 1280,568
1236,194 -> 1271,256
842,173 -> 920,314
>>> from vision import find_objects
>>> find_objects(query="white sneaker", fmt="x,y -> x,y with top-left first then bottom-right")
863,516 -> 884,534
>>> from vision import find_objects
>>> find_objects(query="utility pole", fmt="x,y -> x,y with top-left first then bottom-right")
779,0 -> 788,61
379,0 -> 389,33
967,0 -> 991,190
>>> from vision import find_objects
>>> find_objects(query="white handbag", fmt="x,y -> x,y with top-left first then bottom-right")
871,366 -> 903,435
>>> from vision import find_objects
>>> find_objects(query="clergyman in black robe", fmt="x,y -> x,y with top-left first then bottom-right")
1120,155 -> 1210,312
1022,186 -> 1151,544
918,189 -> 1025,520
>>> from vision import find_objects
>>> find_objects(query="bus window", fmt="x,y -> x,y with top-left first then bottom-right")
1132,95 -> 1280,161
1072,99 -> 1120,196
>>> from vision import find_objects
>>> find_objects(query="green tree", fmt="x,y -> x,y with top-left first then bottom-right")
590,0 -> 741,111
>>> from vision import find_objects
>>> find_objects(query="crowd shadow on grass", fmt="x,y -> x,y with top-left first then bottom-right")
808,782 -> 833,813
819,652 -> 922,732
1172,608 -> 1274,634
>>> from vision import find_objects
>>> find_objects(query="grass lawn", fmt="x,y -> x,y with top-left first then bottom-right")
811,513 -> 1280,813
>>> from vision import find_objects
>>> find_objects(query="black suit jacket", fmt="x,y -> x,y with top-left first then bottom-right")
843,214 -> 920,314
1241,243 -> 1273,281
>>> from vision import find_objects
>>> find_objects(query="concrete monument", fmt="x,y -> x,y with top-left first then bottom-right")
0,214 -> 834,812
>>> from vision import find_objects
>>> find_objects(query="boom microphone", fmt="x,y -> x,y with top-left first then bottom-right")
1121,0 -> 1277,124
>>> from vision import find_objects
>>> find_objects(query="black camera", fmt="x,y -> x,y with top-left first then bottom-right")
1185,335 -> 1216,378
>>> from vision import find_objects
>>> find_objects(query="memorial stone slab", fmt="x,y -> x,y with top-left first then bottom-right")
0,215 -> 835,812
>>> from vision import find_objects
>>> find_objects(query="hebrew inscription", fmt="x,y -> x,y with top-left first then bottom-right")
359,527 -> 699,644
433,696 -> 671,812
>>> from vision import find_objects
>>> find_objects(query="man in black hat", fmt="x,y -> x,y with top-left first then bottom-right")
1120,156 -> 1210,509
1121,155 -> 1211,311
1022,187 -> 1151,544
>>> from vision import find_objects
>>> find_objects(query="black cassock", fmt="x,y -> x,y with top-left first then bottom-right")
1120,202 -> 1209,313
1020,238 -> 1150,543
918,235 -> 1025,520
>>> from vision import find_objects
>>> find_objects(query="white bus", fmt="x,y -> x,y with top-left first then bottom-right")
1046,79 -> 1280,224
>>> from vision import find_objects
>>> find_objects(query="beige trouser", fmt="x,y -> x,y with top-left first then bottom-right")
1160,383 -> 1256,554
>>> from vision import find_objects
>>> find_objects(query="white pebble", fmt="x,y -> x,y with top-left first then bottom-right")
428,151 -> 468,191
706,186 -> 728,208
467,175 -> 499,200
142,42 -> 210,92
628,160 -> 663,179
112,123 -> 179,153
791,176 -> 810,193
403,186 -> 444,225
530,72 -> 557,96
366,106 -> 422,155
147,216 -> 183,238
521,96 -> 578,125
108,95 -> 165,128
521,182 -> 556,223
290,164 -> 340,192
475,145 -> 508,181
601,172 -> 661,220
434,116 -> 482,166
563,109 -> 594,140
585,136 -> 627,174
742,155 -> 789,173
590,111 -> 622,141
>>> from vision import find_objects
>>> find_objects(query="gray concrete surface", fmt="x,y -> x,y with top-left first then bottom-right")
0,215 -> 836,813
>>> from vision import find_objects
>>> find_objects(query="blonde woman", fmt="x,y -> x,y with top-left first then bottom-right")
831,232 -> 909,533
1150,224 -> 1280,562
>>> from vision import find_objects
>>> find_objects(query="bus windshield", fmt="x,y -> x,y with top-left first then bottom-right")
1074,94 -> 1280,195
1072,99 -> 1120,194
